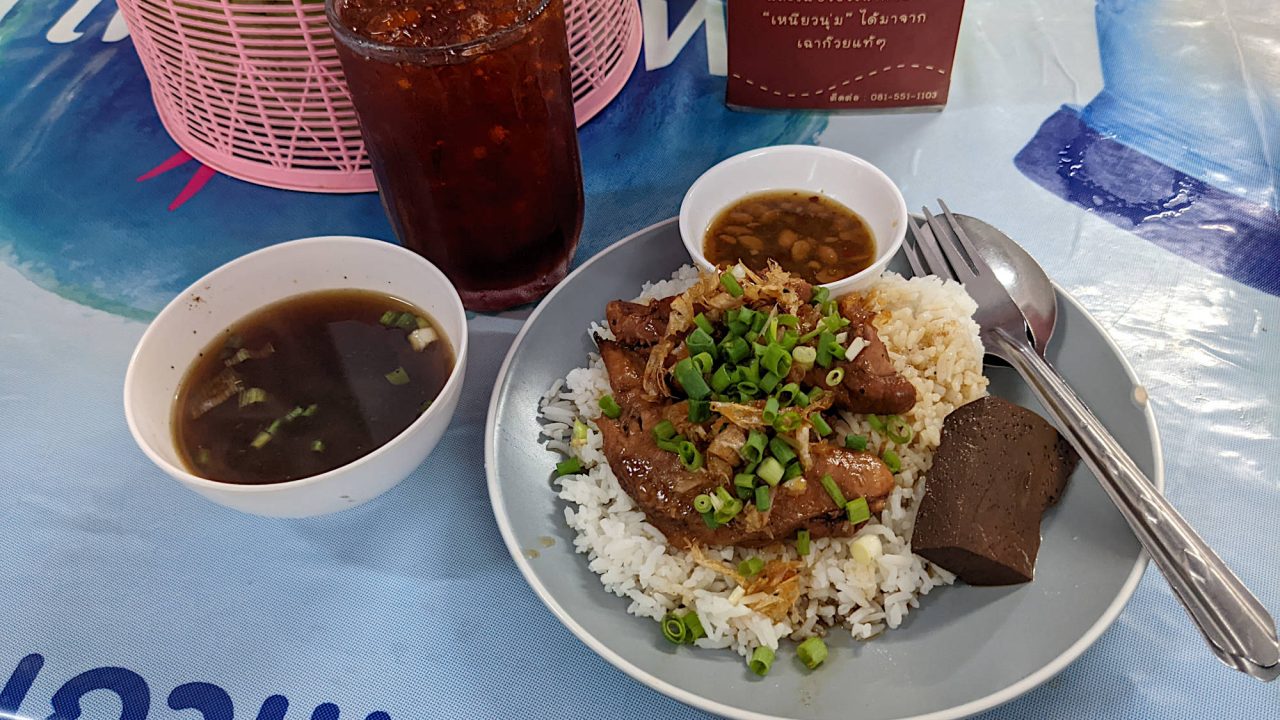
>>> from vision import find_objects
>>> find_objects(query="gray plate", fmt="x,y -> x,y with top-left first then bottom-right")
485,219 -> 1163,720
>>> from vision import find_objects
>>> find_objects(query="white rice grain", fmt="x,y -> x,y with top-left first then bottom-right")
540,267 -> 987,658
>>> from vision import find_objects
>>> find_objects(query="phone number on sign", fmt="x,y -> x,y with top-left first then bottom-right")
869,91 -> 940,102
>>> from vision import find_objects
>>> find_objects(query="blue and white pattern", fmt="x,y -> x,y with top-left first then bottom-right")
0,1 -> 1277,718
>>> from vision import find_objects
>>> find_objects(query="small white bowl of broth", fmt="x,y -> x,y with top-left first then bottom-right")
123,236 -> 468,518
679,145 -> 907,294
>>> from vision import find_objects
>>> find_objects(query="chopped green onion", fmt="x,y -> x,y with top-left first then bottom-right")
308,440 -> 324,453
677,441 -> 704,471
812,286 -> 831,305
710,365 -> 733,393
736,484 -> 753,500
810,413 -> 833,437
776,383 -> 802,407
750,312 -> 767,334
748,646 -> 775,677
702,511 -> 719,529
714,497 -> 744,524
736,384 -> 759,402
681,612 -> 706,642
762,343 -> 791,378
599,394 -> 622,419
673,358 -> 711,400
757,457 -> 784,487
225,348 -> 253,366
379,310 -> 398,326
738,556 -> 765,577
734,472 -> 756,491
283,405 -> 304,422
796,636 -> 828,669
712,488 -> 730,510
238,387 -> 266,408
250,431 -> 273,449
385,366 -> 411,385
885,415 -> 914,445
195,447 -> 211,465
846,496 -> 871,524
820,474 -> 847,508
653,420 -> 677,442
792,345 -> 817,370
416,315 -> 430,329
769,436 -> 797,465
395,312 -> 418,330
762,396 -> 780,425
755,485 -> 772,511
740,430 -> 768,464
816,332 -> 843,368
882,448 -> 902,473
556,457 -> 582,476
418,400 -> 433,414
740,360 -> 761,384
796,529 -> 811,556
656,437 -> 683,453
794,389 -> 811,407
759,371 -> 781,394
687,327 -> 716,358
265,419 -> 282,436
693,494 -> 714,513
778,314 -> 799,328
845,434 -> 869,451
572,419 -> 590,448
688,398 -> 711,423
720,271 -> 744,297
825,367 -> 845,387
691,352 -> 714,374
798,326 -> 824,344
409,326 -> 438,351
782,461 -> 804,482
301,404 -> 319,417
774,411 -> 803,433
693,313 -> 714,336
722,336 -> 751,364
662,613 -> 689,644
867,414 -> 886,433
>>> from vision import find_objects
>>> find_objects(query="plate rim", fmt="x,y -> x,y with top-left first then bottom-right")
485,217 -> 1165,720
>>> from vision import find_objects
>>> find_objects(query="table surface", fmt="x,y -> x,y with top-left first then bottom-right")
1,1 -> 1278,718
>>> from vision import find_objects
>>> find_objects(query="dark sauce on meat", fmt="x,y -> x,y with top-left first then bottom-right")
704,190 -> 876,284
173,290 -> 454,485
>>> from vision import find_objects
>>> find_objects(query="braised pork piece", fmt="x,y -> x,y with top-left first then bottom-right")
595,265 -> 916,547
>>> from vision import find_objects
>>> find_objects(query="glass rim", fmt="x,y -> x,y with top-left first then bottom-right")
325,0 -> 554,60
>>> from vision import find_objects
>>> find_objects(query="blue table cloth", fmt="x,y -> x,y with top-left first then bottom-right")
1,1 -> 1277,718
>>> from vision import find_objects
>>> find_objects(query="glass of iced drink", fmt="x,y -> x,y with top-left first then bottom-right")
327,0 -> 584,311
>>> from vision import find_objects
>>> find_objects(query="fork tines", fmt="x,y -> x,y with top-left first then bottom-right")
905,200 -> 994,284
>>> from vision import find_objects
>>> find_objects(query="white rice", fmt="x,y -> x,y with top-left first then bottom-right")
540,266 -> 988,658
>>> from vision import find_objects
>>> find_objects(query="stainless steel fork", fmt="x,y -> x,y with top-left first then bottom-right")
905,201 -> 1280,682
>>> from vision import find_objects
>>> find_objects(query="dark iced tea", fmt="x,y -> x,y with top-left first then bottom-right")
328,0 -> 584,311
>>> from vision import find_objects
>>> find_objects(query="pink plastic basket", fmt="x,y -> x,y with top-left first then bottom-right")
117,0 -> 642,193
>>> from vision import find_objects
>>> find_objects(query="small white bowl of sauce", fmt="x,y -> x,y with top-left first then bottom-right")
123,236 -> 468,518
679,145 -> 907,295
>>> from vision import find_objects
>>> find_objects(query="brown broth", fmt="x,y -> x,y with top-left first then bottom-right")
703,191 -> 876,284
173,289 -> 454,485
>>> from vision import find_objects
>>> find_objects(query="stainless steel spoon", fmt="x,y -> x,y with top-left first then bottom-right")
906,202 -> 1280,682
